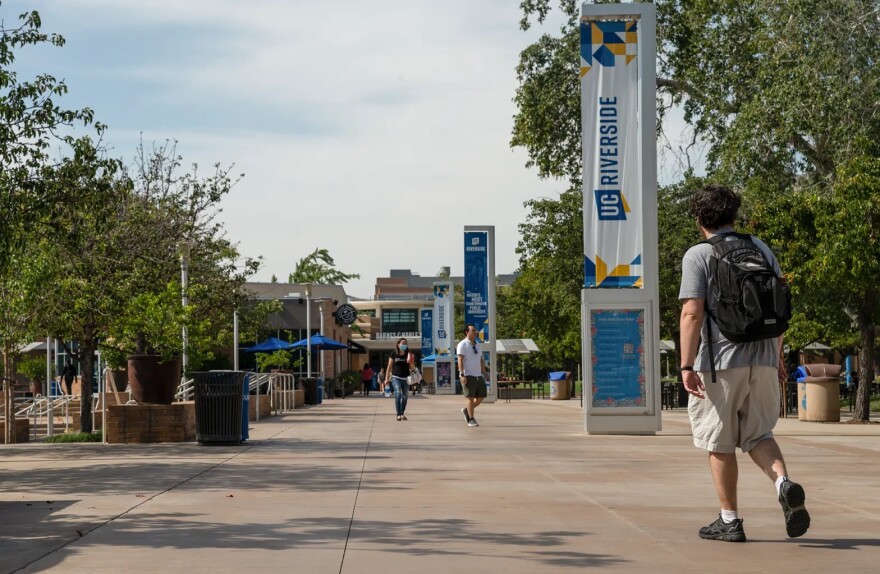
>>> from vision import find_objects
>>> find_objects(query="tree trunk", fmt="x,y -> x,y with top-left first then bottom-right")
79,328 -> 96,433
853,310 -> 875,422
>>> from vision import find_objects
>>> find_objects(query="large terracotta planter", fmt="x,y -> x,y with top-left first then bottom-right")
128,355 -> 181,404
109,368 -> 129,392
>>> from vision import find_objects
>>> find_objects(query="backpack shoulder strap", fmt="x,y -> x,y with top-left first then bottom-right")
700,232 -> 750,247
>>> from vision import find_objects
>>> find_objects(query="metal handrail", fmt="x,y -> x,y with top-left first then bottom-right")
174,378 -> 195,401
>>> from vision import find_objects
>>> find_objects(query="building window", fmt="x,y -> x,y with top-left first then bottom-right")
381,308 -> 418,333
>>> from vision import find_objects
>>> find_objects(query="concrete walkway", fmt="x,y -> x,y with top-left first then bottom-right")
1,395 -> 879,573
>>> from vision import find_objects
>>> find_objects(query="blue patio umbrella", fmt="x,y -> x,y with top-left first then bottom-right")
241,337 -> 296,353
421,354 -> 438,364
291,334 -> 350,383
290,334 -> 349,351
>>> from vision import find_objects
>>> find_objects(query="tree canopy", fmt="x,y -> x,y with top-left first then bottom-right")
508,0 -> 880,419
289,248 -> 359,285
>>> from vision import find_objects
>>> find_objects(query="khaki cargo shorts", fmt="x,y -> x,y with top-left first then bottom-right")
688,366 -> 779,453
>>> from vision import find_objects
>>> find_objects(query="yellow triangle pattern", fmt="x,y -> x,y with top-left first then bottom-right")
595,256 -> 608,286
610,264 -> 631,277
608,43 -> 626,56
580,66 -> 591,78
626,55 -> 637,65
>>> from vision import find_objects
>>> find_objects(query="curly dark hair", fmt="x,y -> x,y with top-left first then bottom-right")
688,184 -> 740,229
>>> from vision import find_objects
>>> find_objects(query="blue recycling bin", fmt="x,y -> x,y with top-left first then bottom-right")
549,371 -> 572,400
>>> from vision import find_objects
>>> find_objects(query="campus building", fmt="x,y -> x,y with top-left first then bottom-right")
240,282 -> 360,379
349,268 -> 519,375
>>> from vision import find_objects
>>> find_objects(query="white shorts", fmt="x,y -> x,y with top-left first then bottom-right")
688,366 -> 778,453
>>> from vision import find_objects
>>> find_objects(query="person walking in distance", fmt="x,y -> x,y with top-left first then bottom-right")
457,324 -> 487,427
384,338 -> 414,421
361,364 -> 374,396
61,359 -> 77,397
679,184 -> 809,542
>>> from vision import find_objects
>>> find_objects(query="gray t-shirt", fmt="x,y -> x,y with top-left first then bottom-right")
678,226 -> 781,371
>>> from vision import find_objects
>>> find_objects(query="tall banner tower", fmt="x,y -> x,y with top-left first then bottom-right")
433,282 -> 455,395
464,226 -> 497,403
580,3 -> 661,433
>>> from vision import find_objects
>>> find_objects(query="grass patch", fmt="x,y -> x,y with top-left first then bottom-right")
533,381 -> 582,397
43,431 -> 102,443
838,396 -> 880,412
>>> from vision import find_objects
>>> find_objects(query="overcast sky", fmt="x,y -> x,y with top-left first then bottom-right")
7,0 -> 699,299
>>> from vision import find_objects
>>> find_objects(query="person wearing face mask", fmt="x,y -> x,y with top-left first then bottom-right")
385,338 -> 414,421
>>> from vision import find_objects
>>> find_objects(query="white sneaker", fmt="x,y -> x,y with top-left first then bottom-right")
467,419 -> 479,427
461,407 -> 469,423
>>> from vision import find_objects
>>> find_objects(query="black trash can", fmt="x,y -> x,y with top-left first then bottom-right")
192,371 -> 246,445
302,377 -> 319,405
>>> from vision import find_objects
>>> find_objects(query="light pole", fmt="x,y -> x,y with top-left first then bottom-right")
179,241 -> 194,378
233,308 -> 239,371
305,284 -> 312,379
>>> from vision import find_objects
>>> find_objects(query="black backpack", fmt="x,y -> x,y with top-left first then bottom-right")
703,233 -> 791,380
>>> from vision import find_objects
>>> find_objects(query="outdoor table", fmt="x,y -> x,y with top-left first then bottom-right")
497,380 -> 538,402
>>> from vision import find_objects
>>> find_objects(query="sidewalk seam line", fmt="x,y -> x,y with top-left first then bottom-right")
338,402 -> 378,574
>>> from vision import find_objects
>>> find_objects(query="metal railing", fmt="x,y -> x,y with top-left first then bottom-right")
8,392 -> 99,441
0,371 -> 302,443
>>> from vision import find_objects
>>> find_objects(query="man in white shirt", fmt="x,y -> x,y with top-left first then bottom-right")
457,324 -> 487,427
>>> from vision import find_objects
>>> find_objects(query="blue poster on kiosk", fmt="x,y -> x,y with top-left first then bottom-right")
590,308 -> 646,408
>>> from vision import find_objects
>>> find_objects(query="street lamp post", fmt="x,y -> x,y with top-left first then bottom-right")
305,284 -> 312,379
179,241 -> 194,378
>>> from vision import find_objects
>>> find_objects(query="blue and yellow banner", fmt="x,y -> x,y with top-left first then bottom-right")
432,282 -> 453,356
581,18 -> 643,288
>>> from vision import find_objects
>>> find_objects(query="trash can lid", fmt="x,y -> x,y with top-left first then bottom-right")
549,371 -> 570,381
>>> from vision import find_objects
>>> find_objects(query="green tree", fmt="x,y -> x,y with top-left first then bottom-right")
0,6 -> 101,269
41,139 -> 259,431
657,0 -> 880,185
1,5 -> 101,439
38,138 -> 127,433
657,178 -> 703,356
514,1 -> 880,415
289,248 -> 359,285
500,188 -> 583,369
809,156 -> 880,421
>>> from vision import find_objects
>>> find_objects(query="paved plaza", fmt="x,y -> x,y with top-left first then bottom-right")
1,395 -> 879,573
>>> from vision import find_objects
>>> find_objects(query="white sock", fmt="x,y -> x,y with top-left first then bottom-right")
720,509 -> 739,523
775,475 -> 789,495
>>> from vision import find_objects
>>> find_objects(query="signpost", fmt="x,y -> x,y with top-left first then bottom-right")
464,226 -> 496,403
580,2 -> 661,433
433,282 -> 455,395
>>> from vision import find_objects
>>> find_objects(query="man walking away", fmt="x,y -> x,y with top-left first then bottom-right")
457,324 -> 487,427
679,184 -> 809,542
